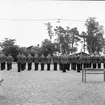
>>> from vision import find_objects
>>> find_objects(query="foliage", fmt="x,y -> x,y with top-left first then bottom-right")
85,17 -> 104,54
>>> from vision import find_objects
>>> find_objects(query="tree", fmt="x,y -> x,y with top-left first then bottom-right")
45,22 -> 54,41
79,31 -> 87,53
0,38 -> 19,61
85,17 -> 104,54
54,26 -> 80,54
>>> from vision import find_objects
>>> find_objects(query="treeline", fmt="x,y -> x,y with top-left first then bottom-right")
0,17 -> 105,61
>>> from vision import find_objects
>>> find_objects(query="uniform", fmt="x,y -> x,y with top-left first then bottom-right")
46,54 -> 51,71
0,53 -> 6,70
92,55 -> 97,69
6,54 -> 13,70
97,55 -> 102,69
71,55 -> 77,70
40,54 -> 46,70
27,54 -> 33,70
17,53 -> 22,72
59,55 -> 63,71
34,54 -> 39,70
77,55 -> 82,72
21,54 -> 26,70
62,55 -> 67,72
53,55 -> 58,71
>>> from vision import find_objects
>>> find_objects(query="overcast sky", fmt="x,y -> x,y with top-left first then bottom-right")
0,0 -> 105,52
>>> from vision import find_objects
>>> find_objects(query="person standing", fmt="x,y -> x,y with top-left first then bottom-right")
0,53 -> 6,70
21,54 -> 26,70
34,54 -> 39,71
40,54 -> 46,71
6,54 -> 13,70
53,54 -> 58,71
46,54 -> 51,71
27,54 -> 33,70
17,53 -> 22,72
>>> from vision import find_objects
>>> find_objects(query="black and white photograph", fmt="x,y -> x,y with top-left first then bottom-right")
0,0 -> 105,105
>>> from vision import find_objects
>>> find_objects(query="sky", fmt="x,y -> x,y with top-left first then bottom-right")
0,0 -> 105,52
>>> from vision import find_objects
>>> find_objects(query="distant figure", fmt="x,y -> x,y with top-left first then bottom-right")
6,54 -> 14,70
17,53 -> 22,72
46,54 -> 51,71
27,54 -> 33,70
34,53 -> 39,71
40,54 -> 46,71
53,54 -> 58,71
21,54 -> 26,70
0,53 -> 6,70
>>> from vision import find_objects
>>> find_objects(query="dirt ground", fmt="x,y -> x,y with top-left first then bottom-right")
0,64 -> 105,105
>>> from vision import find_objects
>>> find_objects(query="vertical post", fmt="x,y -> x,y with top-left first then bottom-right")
85,69 -> 86,83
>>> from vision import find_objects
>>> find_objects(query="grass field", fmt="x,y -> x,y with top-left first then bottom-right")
0,63 -> 105,105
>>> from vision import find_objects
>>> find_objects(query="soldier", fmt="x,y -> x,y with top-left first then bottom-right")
21,54 -> 26,70
62,54 -> 67,72
59,54 -> 63,71
97,54 -> 102,69
34,54 -> 39,71
6,54 -> 13,70
102,56 -> 105,69
76,55 -> 81,72
0,53 -> 6,70
40,54 -> 46,71
27,54 -> 33,70
92,54 -> 97,69
53,54 -> 58,71
66,54 -> 70,70
72,55 -> 77,70
46,54 -> 52,71
17,53 -> 22,72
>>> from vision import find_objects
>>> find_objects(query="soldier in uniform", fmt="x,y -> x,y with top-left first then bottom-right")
62,54 -> 67,72
92,54 -> 97,69
0,53 -> 6,70
17,53 -> 22,72
27,54 -> 33,70
34,54 -> 39,71
59,54 -> 63,71
40,54 -> 46,71
66,54 -> 70,70
6,54 -> 13,70
21,54 -> 26,70
76,55 -> 81,72
46,54 -> 51,71
53,54 -> 58,71
97,54 -> 102,69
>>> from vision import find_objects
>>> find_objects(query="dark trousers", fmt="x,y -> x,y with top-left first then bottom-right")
98,63 -> 101,68
35,63 -> 39,70
7,63 -> 12,70
47,63 -> 50,71
28,63 -> 32,70
62,64 -> 66,72
21,64 -> 24,70
104,63 -> 105,68
72,63 -> 76,70
1,62 -> 5,70
93,63 -> 96,68
17,62 -> 21,72
67,63 -> 70,70
77,64 -> 81,72
59,63 -> 62,70
21,63 -> 26,70
41,63 -> 44,70
54,63 -> 57,71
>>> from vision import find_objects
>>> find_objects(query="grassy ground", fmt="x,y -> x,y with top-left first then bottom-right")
0,64 -> 105,105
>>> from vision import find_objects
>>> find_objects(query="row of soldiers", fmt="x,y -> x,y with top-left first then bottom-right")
0,53 -> 105,73
0,53 -> 13,70
16,53 -> 105,73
